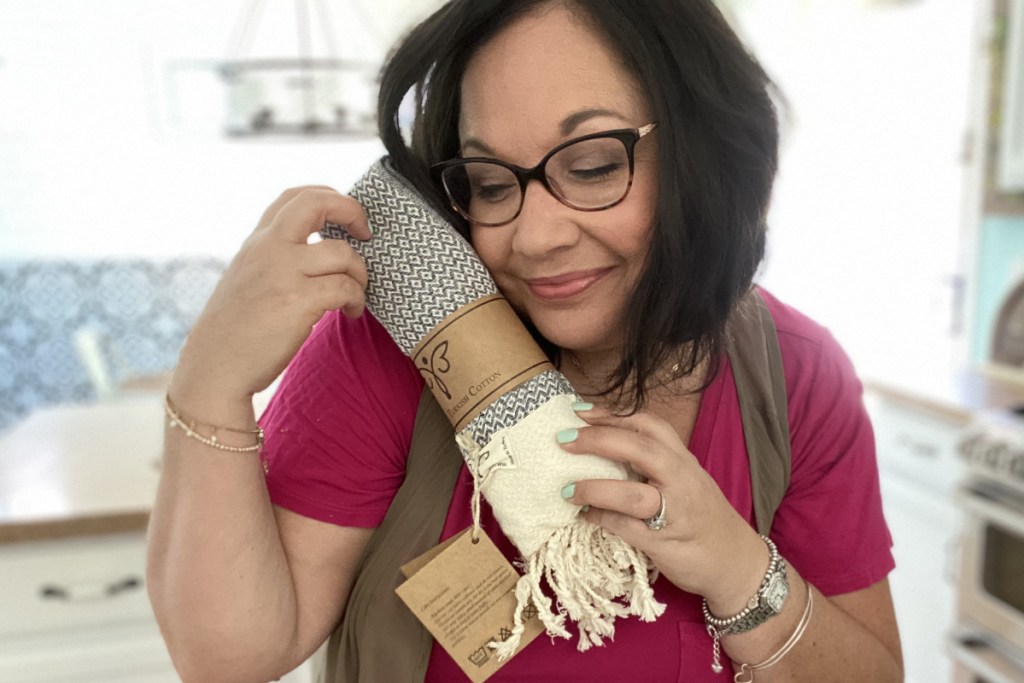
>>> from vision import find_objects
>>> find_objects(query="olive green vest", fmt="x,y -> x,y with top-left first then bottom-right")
326,289 -> 791,682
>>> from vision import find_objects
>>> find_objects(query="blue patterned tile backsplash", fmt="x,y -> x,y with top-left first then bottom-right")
0,258 -> 226,433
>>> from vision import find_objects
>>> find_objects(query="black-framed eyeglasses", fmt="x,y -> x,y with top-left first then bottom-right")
431,123 -> 657,227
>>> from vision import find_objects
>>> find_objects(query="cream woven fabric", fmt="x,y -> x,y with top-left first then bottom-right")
458,394 -> 664,656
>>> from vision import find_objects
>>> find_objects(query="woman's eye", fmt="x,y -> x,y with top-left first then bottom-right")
569,162 -> 624,181
472,182 -> 515,202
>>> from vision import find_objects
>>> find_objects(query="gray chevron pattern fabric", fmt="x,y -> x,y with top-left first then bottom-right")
464,370 -> 576,446
320,158 -> 495,355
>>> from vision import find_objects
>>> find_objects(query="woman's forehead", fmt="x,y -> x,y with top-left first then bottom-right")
458,4 -> 649,157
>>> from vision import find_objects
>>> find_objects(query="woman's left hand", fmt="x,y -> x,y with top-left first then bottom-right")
558,404 -> 769,615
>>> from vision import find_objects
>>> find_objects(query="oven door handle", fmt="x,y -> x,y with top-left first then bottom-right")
950,632 -> 1024,683
958,488 -> 1024,535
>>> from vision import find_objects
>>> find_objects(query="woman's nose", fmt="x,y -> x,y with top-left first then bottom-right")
510,180 -> 580,256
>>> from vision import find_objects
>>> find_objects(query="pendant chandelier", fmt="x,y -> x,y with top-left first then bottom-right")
218,0 -> 381,138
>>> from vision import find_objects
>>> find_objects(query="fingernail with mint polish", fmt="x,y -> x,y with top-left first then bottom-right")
556,428 -> 579,444
572,401 -> 593,412
560,483 -> 576,500
581,505 -> 590,513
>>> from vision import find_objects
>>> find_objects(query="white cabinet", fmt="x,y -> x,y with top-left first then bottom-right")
0,532 -> 178,683
0,392 -> 320,682
0,530 -> 322,682
881,474 -> 959,683
868,396 -> 966,683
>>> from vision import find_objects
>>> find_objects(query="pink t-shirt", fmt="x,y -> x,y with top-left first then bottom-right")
260,288 -> 894,682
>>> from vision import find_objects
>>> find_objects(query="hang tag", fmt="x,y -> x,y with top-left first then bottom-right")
396,528 -> 544,683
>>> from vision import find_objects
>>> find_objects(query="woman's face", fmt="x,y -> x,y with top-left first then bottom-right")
460,4 -> 657,355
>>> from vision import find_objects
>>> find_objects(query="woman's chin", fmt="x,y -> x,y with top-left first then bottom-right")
531,317 -> 619,355
498,287 -> 623,354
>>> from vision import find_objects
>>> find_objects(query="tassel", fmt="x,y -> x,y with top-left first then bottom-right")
490,517 -> 666,659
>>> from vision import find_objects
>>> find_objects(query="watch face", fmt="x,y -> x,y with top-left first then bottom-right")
765,573 -> 788,613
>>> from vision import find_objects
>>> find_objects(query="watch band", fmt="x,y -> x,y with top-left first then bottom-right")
702,535 -> 790,637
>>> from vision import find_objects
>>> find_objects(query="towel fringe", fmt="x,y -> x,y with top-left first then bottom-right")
490,518 -> 666,660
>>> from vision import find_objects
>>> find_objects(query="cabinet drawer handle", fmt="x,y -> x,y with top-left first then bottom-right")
107,576 -> 143,595
39,575 -> 143,602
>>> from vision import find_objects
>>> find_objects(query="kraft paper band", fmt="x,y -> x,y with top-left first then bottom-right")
412,294 -> 553,431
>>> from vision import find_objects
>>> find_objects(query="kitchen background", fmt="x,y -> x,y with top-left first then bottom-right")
1,0 -> 1023,682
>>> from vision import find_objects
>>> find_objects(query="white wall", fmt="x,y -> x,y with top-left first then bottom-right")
0,0 -> 979,378
733,0 -> 977,380
0,0 -> 443,259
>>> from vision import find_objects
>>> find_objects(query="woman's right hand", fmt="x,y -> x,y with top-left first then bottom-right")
168,186 -> 371,418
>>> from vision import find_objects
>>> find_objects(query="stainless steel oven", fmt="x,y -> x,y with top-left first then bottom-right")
954,415 -> 1024,682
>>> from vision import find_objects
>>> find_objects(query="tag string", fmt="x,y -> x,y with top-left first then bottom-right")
470,468 -> 483,543
455,432 -> 485,543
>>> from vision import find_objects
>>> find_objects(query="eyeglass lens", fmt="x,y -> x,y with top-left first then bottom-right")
441,135 -> 633,226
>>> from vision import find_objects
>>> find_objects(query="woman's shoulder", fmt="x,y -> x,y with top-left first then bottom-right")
296,307 -> 422,395
277,307 -> 425,441
755,286 -> 831,349
259,306 -> 425,464
754,286 -> 869,448
258,308 -> 424,527
755,286 -> 855,388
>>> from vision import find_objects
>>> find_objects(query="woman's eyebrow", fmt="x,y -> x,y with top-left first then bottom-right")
459,108 -> 628,156
559,108 -> 628,136
460,137 -> 496,156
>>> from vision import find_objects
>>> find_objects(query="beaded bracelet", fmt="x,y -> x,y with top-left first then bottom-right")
703,535 -> 790,673
702,535 -> 783,635
164,394 -> 264,454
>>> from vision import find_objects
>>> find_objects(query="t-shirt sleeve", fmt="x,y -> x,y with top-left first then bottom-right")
766,299 -> 895,596
258,309 -> 424,528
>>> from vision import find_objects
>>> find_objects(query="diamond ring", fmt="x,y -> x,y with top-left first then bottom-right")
644,487 -> 667,530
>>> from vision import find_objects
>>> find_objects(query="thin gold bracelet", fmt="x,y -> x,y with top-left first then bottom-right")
733,583 -> 814,683
164,394 -> 264,454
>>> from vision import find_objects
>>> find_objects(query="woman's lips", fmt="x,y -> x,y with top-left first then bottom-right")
525,268 -> 611,301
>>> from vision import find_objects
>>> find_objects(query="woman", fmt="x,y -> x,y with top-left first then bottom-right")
146,1 -> 903,681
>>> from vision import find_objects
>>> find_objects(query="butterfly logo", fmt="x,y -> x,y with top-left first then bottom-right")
418,340 -> 452,400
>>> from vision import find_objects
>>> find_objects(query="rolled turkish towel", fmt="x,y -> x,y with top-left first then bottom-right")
322,158 -> 665,656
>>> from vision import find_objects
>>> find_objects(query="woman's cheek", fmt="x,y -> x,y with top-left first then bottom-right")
470,229 -> 509,282
490,274 -> 524,313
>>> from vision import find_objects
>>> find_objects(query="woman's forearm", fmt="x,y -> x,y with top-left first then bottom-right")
721,566 -> 903,682
146,391 -> 302,683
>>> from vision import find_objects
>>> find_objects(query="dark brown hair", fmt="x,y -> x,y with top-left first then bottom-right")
377,0 -> 780,410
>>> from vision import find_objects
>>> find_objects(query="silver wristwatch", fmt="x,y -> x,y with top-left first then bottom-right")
702,535 -> 790,637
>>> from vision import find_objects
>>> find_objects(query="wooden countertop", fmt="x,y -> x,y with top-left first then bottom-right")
863,363 -> 1024,425
0,395 -> 165,544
